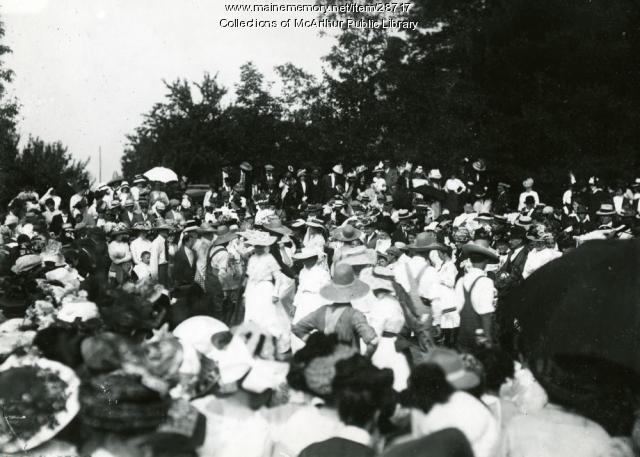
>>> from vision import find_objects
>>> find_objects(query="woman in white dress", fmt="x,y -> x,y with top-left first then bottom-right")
243,231 -> 292,354
366,269 -> 411,392
107,224 -> 133,285
291,248 -> 331,353
292,249 -> 331,323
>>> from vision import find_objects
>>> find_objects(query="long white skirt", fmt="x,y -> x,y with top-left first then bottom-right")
244,280 -> 291,353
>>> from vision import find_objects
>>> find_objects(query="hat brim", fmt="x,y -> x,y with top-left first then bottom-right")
213,232 -> 237,246
461,244 -> 499,263
248,236 -> 277,246
472,164 -> 486,172
319,279 -> 370,303
333,231 -> 362,242
264,225 -> 293,236
408,242 -> 446,252
292,252 -> 319,261
595,210 -> 616,216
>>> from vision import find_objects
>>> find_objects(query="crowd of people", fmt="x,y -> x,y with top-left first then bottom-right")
0,157 -> 639,457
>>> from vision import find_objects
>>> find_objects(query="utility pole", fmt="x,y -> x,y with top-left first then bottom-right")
99,146 -> 102,182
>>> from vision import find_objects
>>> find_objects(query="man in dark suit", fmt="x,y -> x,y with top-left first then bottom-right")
393,170 -> 414,210
384,159 -> 399,191
391,213 -> 413,244
294,169 -> 311,204
362,221 -> 378,249
496,226 -> 529,296
120,199 -> 143,227
172,227 -> 197,286
495,225 -> 530,349
322,164 -> 346,200
307,168 -> 324,203
258,164 -> 279,192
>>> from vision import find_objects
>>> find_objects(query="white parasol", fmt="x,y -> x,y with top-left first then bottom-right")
143,166 -> 178,183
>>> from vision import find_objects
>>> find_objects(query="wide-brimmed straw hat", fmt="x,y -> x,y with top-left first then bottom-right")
424,347 -> 481,390
320,263 -> 370,303
246,231 -> 277,247
263,219 -> 293,236
292,247 -> 320,261
475,213 -> 494,223
461,241 -> 500,263
110,223 -> 130,236
11,254 -> 42,274
340,247 -> 377,266
514,215 -> 533,228
197,223 -> 216,235
306,217 -> 326,229
595,203 -> 616,216
132,222 -> 151,232
407,232 -> 445,252
332,224 -> 362,242
213,231 -> 237,246
397,209 -> 414,220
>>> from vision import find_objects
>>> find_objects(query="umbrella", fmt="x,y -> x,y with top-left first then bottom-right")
414,184 -> 445,202
504,238 -> 640,374
144,167 -> 178,183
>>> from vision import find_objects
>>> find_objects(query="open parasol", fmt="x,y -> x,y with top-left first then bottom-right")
144,167 -> 178,183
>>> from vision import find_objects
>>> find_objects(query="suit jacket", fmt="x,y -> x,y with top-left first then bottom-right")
172,246 -> 196,286
295,180 -> 311,202
322,173 -> 346,199
496,246 -> 529,294
307,179 -> 324,203
391,227 -> 410,244
120,210 -> 143,227
363,233 -> 378,249
385,168 -> 399,190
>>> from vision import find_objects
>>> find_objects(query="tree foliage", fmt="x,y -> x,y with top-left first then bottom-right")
11,137 -> 90,199
0,18 -> 20,204
122,0 -> 640,200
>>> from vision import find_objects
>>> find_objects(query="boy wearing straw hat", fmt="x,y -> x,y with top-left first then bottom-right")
292,263 -> 378,357
455,242 -> 500,351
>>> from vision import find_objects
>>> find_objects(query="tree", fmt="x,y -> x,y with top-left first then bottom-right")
121,73 -> 228,181
10,137 -> 90,201
0,17 -> 20,204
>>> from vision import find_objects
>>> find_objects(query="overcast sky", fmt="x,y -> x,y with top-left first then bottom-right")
2,0 -> 332,182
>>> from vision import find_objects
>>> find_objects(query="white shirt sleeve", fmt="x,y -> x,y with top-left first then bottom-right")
471,276 -> 496,314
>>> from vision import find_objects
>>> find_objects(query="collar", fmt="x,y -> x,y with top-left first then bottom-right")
512,245 -> 525,257
336,425 -> 372,447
